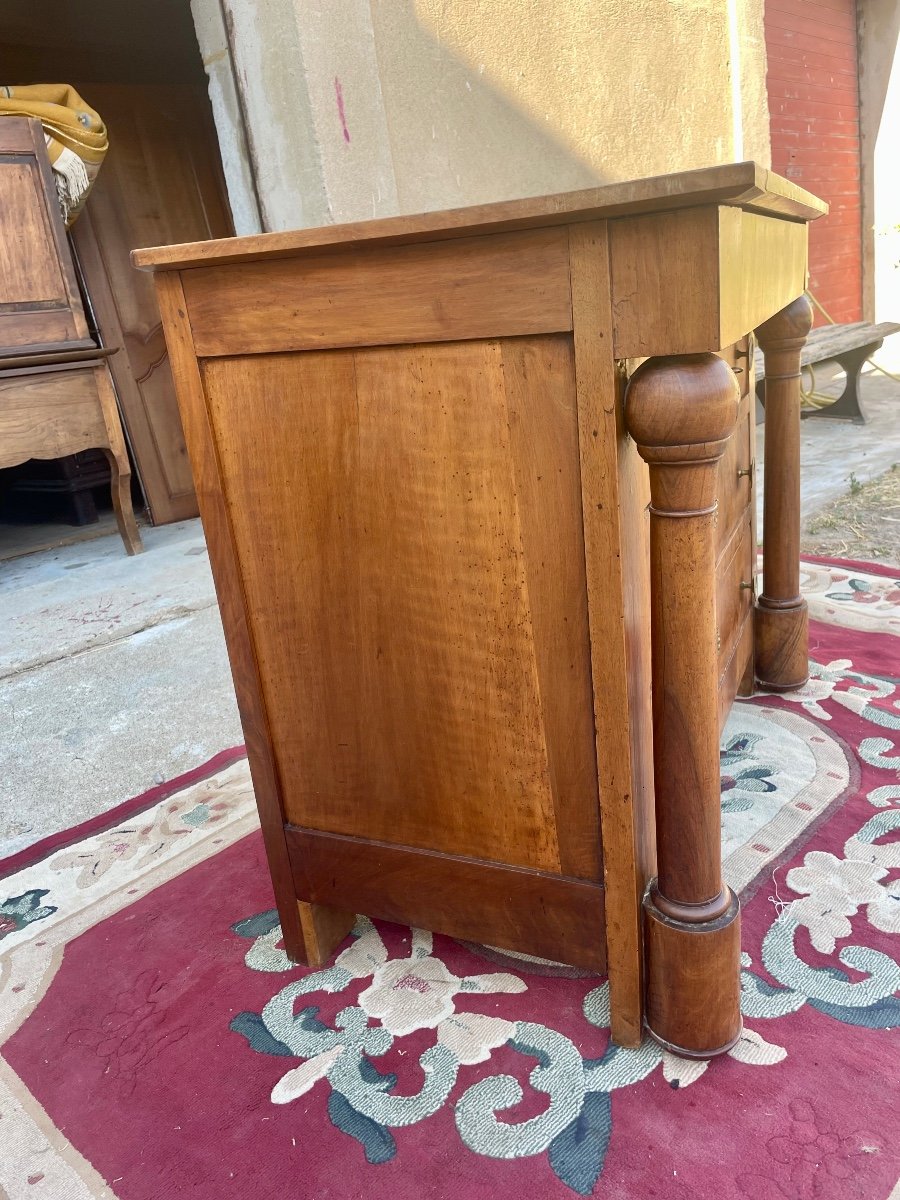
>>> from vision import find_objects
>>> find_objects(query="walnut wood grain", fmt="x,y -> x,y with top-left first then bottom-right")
643,887 -> 742,1058
183,228 -> 573,357
569,221 -> 654,1047
199,336 -> 600,877
142,170 -> 825,1055
286,825 -> 607,971
133,161 -> 825,271
0,117 -> 89,352
625,352 -> 742,1056
754,295 -> 814,690
152,271 -> 317,965
610,207 -> 809,357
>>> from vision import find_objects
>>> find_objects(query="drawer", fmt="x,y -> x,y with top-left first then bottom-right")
716,389 -> 753,554
716,514 -> 754,679
717,335 -> 752,400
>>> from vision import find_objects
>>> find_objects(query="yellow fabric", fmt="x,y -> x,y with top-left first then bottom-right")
0,83 -> 107,225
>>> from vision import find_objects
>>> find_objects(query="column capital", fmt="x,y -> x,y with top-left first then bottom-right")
625,352 -> 740,514
755,294 -> 814,353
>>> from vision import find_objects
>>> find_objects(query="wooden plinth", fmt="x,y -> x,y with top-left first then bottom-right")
644,885 -> 742,1057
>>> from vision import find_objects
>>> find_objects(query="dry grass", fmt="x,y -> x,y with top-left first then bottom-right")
803,463 -> 900,566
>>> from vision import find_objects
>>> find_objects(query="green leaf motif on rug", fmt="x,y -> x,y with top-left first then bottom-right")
223,766 -> 899,1194
0,889 -> 57,940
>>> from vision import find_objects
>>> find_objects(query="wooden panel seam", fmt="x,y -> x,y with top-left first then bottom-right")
182,227 -> 574,357
569,220 -> 648,1046
151,270 -> 305,957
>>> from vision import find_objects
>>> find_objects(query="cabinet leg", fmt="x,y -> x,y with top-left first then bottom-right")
296,901 -> 355,967
754,296 -> 812,690
626,353 -> 742,1057
95,365 -> 143,556
103,448 -> 143,556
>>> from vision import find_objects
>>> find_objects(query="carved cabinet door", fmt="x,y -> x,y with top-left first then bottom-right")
72,83 -> 233,524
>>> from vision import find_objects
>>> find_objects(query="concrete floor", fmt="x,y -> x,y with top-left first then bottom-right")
0,521 -> 240,859
0,366 -> 896,859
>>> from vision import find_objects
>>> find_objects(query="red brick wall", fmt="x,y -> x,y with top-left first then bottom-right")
765,0 -> 862,324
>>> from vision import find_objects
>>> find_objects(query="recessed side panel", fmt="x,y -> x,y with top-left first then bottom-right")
201,334 -> 601,878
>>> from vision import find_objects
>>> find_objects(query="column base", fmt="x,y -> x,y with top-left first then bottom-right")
644,883 -> 742,1059
754,598 -> 808,691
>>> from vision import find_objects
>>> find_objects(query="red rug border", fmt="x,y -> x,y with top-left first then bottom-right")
801,553 -> 898,579
0,745 -> 248,880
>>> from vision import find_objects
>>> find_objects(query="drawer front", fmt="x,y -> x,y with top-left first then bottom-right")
716,388 -> 753,555
716,514 -> 754,680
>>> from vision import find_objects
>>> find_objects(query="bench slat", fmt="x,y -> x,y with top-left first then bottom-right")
754,320 -> 900,371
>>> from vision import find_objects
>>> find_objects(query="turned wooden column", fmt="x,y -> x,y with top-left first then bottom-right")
626,353 -> 742,1058
754,295 -> 813,690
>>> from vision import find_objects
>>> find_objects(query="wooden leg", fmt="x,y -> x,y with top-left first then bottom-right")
94,365 -> 143,556
754,297 -> 812,690
625,353 -> 742,1058
297,901 -> 355,967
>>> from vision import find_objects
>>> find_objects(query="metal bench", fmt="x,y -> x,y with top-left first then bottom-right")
755,320 -> 900,424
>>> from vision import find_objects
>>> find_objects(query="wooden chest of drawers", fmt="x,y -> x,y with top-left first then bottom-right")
135,162 -> 825,1057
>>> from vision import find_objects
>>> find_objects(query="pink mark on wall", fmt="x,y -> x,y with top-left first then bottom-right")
334,77 -> 351,143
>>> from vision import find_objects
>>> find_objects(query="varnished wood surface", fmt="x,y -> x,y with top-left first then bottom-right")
716,516 -> 753,678
145,173 -> 823,1053
296,903 -> 355,970
755,296 -> 813,690
73,84 -> 232,524
625,352 -> 743,1055
152,271 -> 311,963
286,825 -> 607,971
719,615 -> 754,730
569,222 -> 653,1047
715,389 -> 754,554
201,336 -> 601,877
133,161 -> 826,271
610,207 -> 809,357
626,353 -> 739,911
183,228 -> 572,357
644,887 -> 742,1057
0,117 -> 89,351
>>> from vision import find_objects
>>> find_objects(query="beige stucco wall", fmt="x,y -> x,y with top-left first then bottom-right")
859,0 -> 900,368
193,0 -> 771,233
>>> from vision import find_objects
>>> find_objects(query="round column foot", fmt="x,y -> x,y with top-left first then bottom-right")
644,883 -> 742,1058
755,598 -> 808,691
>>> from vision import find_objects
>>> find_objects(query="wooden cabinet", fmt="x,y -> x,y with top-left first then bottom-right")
135,162 -> 825,1056
0,119 -> 91,354
0,117 -> 141,556
71,85 -> 233,525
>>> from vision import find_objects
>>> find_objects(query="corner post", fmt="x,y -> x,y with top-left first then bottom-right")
754,295 -> 813,690
625,353 -> 742,1058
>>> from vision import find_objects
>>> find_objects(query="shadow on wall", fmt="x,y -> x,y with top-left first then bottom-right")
215,0 -> 747,230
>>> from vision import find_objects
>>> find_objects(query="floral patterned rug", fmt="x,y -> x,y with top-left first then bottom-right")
0,558 -> 898,1200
